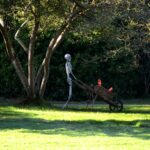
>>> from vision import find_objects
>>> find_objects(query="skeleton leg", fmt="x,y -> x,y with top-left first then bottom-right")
63,80 -> 72,109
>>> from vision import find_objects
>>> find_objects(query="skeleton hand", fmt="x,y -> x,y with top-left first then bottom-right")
70,73 -> 77,80
67,77 -> 72,85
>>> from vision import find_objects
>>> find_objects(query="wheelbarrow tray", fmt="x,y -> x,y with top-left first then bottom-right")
73,79 -> 116,105
94,86 -> 116,105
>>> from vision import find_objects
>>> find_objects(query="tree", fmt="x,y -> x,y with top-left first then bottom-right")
0,0 -> 114,101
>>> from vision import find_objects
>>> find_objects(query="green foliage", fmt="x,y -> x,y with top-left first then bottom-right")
0,51 -> 23,97
0,26 -> 147,99
0,0 -> 149,99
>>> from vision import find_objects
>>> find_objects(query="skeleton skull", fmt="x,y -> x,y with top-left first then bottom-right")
64,53 -> 71,61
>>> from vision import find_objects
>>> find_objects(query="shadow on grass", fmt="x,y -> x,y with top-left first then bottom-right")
0,116 -> 149,140
0,104 -> 150,140
0,107 -> 38,118
50,105 -> 150,115
0,98 -> 150,114
1,104 -> 150,115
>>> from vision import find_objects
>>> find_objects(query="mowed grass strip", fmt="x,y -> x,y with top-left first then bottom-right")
0,105 -> 149,150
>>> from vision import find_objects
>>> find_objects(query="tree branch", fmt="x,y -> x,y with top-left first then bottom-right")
15,19 -> 28,53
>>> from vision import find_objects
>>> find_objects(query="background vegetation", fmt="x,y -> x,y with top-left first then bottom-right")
0,0 -> 150,100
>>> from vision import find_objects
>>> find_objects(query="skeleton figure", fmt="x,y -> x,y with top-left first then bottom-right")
63,53 -> 76,108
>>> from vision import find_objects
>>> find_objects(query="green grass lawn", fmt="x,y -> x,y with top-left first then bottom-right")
0,103 -> 149,150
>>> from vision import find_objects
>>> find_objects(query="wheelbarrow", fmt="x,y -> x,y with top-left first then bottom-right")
73,79 -> 123,112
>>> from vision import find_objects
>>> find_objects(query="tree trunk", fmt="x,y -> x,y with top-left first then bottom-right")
28,20 -> 39,99
0,23 -> 30,97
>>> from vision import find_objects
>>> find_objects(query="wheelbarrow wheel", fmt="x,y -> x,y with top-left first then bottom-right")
109,100 -> 123,112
